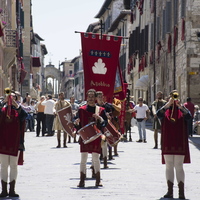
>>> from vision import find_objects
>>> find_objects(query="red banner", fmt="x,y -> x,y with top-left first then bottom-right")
114,65 -> 126,101
119,83 -> 128,135
80,33 -> 122,103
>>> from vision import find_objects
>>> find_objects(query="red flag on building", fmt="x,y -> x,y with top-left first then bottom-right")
0,24 -> 4,37
181,18 -> 185,41
173,26 -> 178,46
19,62 -> 27,84
168,34 -> 172,53
80,32 -> 122,103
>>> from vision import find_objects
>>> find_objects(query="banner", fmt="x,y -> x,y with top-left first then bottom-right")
119,83 -> 128,135
114,65 -> 126,101
80,33 -> 122,103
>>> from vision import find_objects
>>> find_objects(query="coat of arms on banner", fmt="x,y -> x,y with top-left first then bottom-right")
57,106 -> 75,138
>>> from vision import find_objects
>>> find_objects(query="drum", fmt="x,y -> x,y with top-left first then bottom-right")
57,105 -> 75,138
103,121 -> 121,147
78,122 -> 102,144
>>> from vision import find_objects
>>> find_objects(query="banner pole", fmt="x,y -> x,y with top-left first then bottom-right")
74,31 -> 129,39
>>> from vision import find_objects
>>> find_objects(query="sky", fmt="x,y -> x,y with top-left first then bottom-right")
32,0 -> 105,67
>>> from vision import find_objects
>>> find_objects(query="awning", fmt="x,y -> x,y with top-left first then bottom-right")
32,57 -> 41,67
135,75 -> 149,90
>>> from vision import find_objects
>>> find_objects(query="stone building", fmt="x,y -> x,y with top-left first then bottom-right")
0,0 -> 48,98
60,59 -> 75,99
90,0 -> 200,105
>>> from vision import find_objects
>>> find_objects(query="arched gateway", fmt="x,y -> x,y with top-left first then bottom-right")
44,63 -> 62,97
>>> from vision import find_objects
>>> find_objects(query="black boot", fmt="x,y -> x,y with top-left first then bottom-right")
163,180 -> 173,198
178,181 -> 186,199
77,172 -> 85,187
103,157 -> 108,169
95,171 -> 103,187
9,180 -> 19,197
0,180 -> 8,197
91,166 -> 96,178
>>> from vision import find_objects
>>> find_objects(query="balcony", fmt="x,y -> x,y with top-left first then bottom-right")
5,29 -> 16,48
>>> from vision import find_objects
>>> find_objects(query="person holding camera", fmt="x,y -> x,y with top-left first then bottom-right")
157,90 -> 191,199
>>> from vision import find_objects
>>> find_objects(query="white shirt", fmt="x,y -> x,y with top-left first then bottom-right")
41,99 -> 55,115
134,104 -> 149,118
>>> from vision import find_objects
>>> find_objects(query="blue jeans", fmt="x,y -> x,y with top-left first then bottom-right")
137,120 -> 146,140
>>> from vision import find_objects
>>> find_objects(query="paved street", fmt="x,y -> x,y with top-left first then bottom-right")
1,123 -> 200,200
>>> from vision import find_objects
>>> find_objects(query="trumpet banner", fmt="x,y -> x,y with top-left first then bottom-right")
80,32 -> 122,103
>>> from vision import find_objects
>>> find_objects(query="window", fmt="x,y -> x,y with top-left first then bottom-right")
166,1 -> 172,33
181,0 -> 186,18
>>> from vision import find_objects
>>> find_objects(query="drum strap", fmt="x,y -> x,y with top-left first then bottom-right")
95,105 -> 100,115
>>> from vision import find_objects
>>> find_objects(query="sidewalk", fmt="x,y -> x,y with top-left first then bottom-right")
1,124 -> 200,200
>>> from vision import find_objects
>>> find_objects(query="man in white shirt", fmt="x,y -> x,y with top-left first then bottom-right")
133,97 -> 150,143
41,94 -> 55,136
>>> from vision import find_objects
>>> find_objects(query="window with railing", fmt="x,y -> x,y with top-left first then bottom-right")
5,29 -> 16,47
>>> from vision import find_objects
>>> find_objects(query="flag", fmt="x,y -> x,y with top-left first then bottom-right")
181,18 -> 185,41
118,83 -> 128,135
80,32 -> 122,103
19,62 -> 27,84
0,24 -> 3,37
113,64 -> 127,101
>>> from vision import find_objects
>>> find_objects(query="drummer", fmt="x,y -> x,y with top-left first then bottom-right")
96,91 -> 113,169
74,89 -> 108,187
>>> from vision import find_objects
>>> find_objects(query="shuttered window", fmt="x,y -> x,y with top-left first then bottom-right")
156,16 -> 160,43
181,0 -> 186,18
162,9 -> 166,39
166,1 -> 172,33
145,25 -> 149,52
174,0 -> 178,25
150,23 -> 154,50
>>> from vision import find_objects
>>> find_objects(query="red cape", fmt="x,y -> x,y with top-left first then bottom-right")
161,105 -> 190,164
0,107 -> 21,156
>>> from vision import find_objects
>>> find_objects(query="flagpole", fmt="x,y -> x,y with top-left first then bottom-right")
74,31 -> 129,39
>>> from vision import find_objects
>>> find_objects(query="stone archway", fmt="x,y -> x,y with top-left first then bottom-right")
44,63 -> 61,97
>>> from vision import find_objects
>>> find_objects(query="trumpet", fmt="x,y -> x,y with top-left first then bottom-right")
4,87 -> 11,95
171,92 -> 179,101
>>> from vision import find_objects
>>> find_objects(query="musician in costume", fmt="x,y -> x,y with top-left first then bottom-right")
110,97 -> 121,157
157,90 -> 191,199
125,90 -> 135,142
53,92 -> 71,148
96,91 -> 113,169
0,89 -> 27,198
151,91 -> 166,149
69,95 -> 79,143
75,89 -> 108,187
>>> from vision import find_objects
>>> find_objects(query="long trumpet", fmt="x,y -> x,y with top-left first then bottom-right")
4,87 -> 11,95
171,92 -> 179,100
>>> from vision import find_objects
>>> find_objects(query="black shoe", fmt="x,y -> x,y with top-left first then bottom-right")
143,140 -> 147,143
136,139 -> 142,142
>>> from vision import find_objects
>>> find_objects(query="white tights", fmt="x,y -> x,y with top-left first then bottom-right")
164,155 -> 185,184
0,152 -> 20,182
80,152 -> 100,174
101,141 -> 108,158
